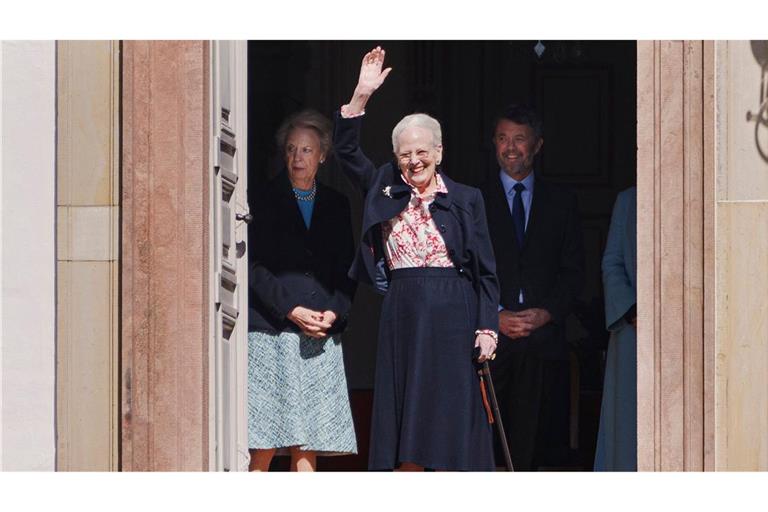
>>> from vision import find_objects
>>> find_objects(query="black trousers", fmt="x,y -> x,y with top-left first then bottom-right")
490,341 -> 567,471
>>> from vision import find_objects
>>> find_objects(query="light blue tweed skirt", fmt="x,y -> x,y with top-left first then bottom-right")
248,331 -> 357,455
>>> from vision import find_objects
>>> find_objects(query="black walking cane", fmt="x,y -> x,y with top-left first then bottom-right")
475,348 -> 515,471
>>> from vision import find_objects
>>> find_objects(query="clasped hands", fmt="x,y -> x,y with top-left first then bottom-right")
499,308 -> 551,339
287,306 -> 337,339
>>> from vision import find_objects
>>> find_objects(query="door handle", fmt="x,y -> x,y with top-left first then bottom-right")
235,213 -> 253,223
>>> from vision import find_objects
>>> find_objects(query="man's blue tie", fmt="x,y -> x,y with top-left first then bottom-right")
512,182 -> 526,248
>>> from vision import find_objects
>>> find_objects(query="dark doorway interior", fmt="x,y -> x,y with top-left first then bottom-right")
247,40 -> 637,471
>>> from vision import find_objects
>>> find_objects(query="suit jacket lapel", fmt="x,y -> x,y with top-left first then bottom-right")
277,170 -> 309,235
307,183 -> 330,245
489,174 -> 520,254
363,165 -> 410,234
522,175 -> 547,252
430,173 -> 457,257
432,172 -> 454,210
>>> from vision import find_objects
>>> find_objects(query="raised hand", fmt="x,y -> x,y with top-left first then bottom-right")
344,46 -> 392,116
355,46 -> 392,96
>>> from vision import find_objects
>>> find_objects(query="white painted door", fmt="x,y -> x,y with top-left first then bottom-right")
211,40 -> 249,472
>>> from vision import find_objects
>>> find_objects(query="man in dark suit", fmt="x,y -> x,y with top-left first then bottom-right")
482,104 -> 584,471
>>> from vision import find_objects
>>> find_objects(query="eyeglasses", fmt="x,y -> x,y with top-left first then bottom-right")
397,148 -> 433,164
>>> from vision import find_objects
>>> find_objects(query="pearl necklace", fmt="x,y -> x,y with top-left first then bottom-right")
293,181 -> 317,202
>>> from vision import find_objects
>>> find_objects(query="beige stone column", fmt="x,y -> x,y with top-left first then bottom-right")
714,40 -> 768,471
636,41 -> 716,471
121,41 -> 210,471
56,41 -> 121,471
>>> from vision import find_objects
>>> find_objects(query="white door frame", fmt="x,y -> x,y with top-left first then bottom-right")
209,40 -> 250,472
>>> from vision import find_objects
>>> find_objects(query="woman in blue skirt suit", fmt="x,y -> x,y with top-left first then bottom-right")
333,47 -> 500,471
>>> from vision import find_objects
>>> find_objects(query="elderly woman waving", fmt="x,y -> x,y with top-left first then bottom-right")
247,109 -> 357,471
334,47 -> 500,471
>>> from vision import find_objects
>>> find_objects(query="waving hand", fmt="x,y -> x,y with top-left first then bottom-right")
356,47 -> 392,95
344,46 -> 392,116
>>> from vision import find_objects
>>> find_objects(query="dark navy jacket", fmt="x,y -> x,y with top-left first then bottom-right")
481,173 -> 584,358
332,112 -> 500,333
248,170 -> 357,334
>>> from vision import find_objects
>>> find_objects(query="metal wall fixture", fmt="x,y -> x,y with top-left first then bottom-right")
746,40 -> 768,163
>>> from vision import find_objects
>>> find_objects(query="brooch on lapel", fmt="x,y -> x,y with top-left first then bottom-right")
382,186 -> 392,198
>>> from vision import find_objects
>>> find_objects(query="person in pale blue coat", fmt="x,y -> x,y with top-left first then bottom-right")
594,186 -> 637,471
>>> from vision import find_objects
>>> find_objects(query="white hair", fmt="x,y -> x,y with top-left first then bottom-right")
391,113 -> 442,154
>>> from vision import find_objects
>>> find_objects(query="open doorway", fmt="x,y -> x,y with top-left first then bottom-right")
246,40 -> 637,471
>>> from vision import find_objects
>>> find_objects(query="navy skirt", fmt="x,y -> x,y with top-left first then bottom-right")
368,267 -> 495,471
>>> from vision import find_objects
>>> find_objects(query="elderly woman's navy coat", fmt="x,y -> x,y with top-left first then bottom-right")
333,113 -> 500,334
333,112 -> 500,470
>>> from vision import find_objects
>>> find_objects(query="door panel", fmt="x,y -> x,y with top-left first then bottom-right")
212,40 -> 249,472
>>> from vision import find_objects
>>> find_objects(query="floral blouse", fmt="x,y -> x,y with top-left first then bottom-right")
382,173 -> 453,269
381,172 -> 497,342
